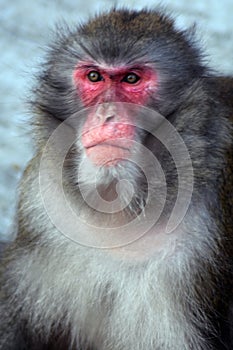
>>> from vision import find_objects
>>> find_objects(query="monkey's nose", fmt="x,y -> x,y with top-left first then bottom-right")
96,103 -> 117,123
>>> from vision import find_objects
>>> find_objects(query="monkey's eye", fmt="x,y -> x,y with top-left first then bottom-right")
87,71 -> 103,82
122,73 -> 140,84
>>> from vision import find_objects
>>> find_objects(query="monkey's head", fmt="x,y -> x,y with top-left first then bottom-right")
34,9 -> 205,205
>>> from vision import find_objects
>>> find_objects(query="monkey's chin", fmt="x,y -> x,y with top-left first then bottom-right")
85,143 -> 131,166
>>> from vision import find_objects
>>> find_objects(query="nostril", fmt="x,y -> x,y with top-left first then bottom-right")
105,114 -> 115,122
96,113 -> 115,123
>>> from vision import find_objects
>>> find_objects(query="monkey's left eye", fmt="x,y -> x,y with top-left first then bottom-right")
122,73 -> 140,84
87,71 -> 103,82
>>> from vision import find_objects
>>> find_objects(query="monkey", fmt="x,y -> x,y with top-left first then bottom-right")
0,7 -> 232,350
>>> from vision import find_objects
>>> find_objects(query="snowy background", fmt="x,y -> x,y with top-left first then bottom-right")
0,0 -> 233,240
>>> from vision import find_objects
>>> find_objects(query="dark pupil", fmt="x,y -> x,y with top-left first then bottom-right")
125,73 -> 139,84
88,71 -> 101,82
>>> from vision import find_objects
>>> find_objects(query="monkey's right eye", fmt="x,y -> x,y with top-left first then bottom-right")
122,73 -> 140,84
87,71 -> 103,82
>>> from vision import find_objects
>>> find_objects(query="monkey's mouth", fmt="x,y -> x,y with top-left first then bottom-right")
85,141 -> 131,166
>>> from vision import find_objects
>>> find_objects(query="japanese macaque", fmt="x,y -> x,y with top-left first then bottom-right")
0,8 -> 233,350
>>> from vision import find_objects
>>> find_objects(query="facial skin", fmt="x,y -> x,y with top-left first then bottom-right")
73,64 -> 157,166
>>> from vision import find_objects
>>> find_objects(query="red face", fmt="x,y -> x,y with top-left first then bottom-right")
73,62 -> 157,166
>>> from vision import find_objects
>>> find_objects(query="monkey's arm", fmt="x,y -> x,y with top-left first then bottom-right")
0,245 -> 26,350
0,162 -> 93,350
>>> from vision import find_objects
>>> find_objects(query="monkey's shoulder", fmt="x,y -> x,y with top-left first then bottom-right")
205,76 -> 233,111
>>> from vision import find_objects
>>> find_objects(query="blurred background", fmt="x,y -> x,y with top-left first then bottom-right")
0,0 -> 233,240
